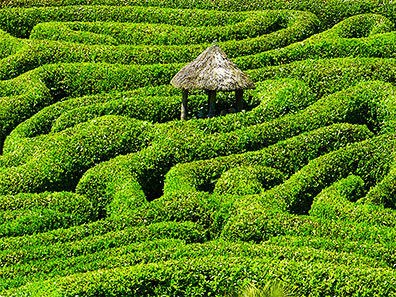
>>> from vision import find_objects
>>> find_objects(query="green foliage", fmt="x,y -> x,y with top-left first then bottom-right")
214,166 -> 286,196
309,175 -> 396,227
0,0 -> 395,296
0,191 -> 100,236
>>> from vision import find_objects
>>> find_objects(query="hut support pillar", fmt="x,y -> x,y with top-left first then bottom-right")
235,90 -> 244,111
208,90 -> 216,118
181,90 -> 188,120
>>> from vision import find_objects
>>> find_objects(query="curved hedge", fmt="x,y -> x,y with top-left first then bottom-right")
222,134 -> 395,242
0,191 -> 101,236
0,115 -> 151,195
309,175 -> 396,227
2,0 -> 396,30
0,0 -> 395,295
2,254 -> 395,296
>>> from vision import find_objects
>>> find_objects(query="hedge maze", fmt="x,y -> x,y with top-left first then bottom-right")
0,0 -> 395,295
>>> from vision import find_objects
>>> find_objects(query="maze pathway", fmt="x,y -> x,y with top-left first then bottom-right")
0,1 -> 395,295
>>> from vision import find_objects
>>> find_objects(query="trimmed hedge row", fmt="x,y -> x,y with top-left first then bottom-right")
0,6 -> 314,40
0,238 -> 183,290
1,14 -> 394,83
0,221 -> 205,266
309,175 -> 396,227
235,15 -> 396,69
0,2 -> 394,294
0,191 -> 101,236
363,165 -> 396,208
77,100 -> 375,214
0,30 -> 25,59
0,78 -> 310,206
4,12 -> 391,84
268,234 -> 395,267
0,56 -> 392,243
313,13 -> 394,39
2,0 -> 396,30
70,124 -> 371,240
49,94 -> 207,132
4,85 -> 175,139
213,166 -> 286,196
248,57 -> 396,98
41,78 -> 313,137
0,237 -> 391,291
2,254 -> 395,296
0,71 -> 51,151
75,80 -> 394,221
163,123 -> 373,196
0,115 -> 151,195
162,80 -> 393,195
222,134 -> 395,242
0,219 -> 119,251
0,6 -> 248,38
0,61 -> 180,150
0,8 -> 318,80
1,46 -> 395,154
30,11 -> 284,45
221,195 -> 396,250
169,78 -> 315,135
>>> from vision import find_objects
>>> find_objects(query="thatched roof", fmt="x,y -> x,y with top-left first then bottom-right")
171,45 -> 255,91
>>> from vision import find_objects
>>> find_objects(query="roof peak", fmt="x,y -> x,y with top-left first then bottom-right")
171,45 -> 255,91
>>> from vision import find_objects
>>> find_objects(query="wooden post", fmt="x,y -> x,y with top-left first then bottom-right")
181,89 -> 188,120
235,89 -> 244,111
208,90 -> 216,118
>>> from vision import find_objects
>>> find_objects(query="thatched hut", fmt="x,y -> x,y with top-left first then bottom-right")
171,45 -> 256,120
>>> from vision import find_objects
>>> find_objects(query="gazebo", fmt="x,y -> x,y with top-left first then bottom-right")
170,45 -> 256,120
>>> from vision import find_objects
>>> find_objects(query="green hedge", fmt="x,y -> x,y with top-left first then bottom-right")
0,115 -> 151,195
0,72 -> 51,151
47,78 -> 313,135
1,14 -> 395,83
248,57 -> 396,98
0,191 -> 101,236
73,124 -> 372,239
2,0 -> 396,30
235,14 -> 396,69
0,8 -> 318,80
76,79 -> 393,221
2,254 -> 395,296
222,134 -> 395,242
213,166 -> 286,196
0,6 -> 248,38
268,234 -> 395,267
1,40 -> 395,154
363,165 -> 396,208
2,84 -> 177,152
0,30 -> 25,59
30,11 -> 284,45
163,123 -> 372,196
0,237 -> 390,291
0,61 -> 180,150
309,175 -> 396,227
0,221 -> 205,266
0,219 -> 118,251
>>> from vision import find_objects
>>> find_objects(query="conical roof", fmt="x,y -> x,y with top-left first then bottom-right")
171,45 -> 255,91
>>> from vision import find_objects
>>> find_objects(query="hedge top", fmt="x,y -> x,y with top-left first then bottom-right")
170,45 -> 255,91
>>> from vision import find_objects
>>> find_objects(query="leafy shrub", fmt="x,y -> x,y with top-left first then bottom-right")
214,166 -> 286,195
222,134 -> 395,242
0,191 -> 100,236
0,1 -> 395,295
309,175 -> 396,226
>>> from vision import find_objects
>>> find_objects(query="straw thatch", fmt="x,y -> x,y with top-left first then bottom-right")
171,45 -> 255,91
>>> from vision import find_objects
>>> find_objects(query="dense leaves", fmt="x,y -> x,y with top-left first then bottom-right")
0,0 -> 395,296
